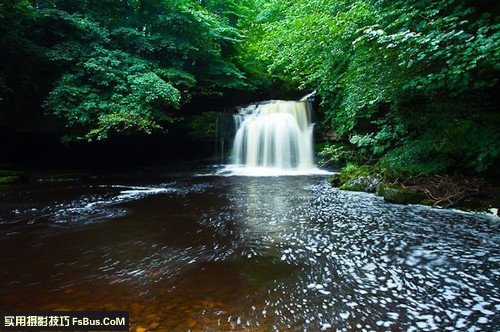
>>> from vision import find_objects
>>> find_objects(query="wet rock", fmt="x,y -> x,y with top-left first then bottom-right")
329,164 -> 381,193
376,183 -> 426,204
340,174 -> 382,193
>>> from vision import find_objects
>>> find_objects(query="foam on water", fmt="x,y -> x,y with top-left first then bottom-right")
216,165 -> 332,177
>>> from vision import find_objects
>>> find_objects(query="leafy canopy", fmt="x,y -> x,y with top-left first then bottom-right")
3,0 -> 252,140
243,0 -> 499,174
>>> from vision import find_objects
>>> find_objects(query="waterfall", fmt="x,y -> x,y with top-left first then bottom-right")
216,97 -> 330,176
232,100 -> 314,169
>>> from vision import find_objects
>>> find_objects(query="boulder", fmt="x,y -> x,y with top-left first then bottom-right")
376,183 -> 426,204
339,174 -> 382,193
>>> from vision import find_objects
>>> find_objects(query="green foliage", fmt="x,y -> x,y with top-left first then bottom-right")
336,163 -> 378,184
380,117 -> 500,175
380,142 -> 454,175
245,0 -> 500,174
3,0 -> 253,141
319,142 -> 366,166
45,48 -> 181,140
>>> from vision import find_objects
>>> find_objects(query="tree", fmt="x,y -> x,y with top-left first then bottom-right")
243,0 -> 500,174
3,0 -> 252,140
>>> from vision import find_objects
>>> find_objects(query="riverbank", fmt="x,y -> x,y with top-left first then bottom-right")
329,164 -> 499,215
2,163 -> 498,216
0,163 -> 205,186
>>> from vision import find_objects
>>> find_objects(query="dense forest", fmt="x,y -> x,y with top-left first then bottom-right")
1,1 -> 499,186
246,0 -> 499,176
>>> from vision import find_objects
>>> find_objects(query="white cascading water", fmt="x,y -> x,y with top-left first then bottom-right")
232,100 -> 314,169
219,96 -> 330,176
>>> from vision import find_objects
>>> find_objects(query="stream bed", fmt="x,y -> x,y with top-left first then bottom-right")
0,172 -> 498,331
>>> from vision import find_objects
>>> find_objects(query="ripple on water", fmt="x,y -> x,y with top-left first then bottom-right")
0,176 -> 498,331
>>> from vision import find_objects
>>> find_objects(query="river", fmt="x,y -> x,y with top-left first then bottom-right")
0,172 -> 498,331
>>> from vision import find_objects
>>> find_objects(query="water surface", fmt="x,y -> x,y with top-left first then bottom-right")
0,173 -> 498,331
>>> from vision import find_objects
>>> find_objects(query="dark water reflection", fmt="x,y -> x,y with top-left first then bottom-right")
0,174 -> 498,331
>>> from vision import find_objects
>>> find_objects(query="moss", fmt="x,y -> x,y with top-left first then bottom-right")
377,183 -> 426,204
0,176 -> 21,184
339,164 -> 376,183
330,164 -> 381,193
329,164 -> 379,186
339,182 -> 364,191
342,174 -> 382,193
420,199 -> 434,206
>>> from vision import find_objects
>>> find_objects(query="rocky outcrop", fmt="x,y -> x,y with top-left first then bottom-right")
339,174 -> 382,193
